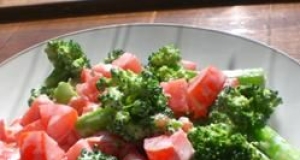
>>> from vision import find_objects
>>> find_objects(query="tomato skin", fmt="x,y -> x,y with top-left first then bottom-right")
112,52 -> 142,73
18,131 -> 65,160
181,60 -> 197,70
16,119 -> 45,141
21,95 -> 53,126
161,79 -> 190,116
39,104 -> 78,145
59,129 -> 80,151
144,135 -> 179,160
187,66 -> 226,119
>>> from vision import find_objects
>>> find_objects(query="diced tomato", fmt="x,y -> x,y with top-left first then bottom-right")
181,60 -> 197,70
66,139 -> 91,160
39,104 -> 78,145
144,134 -> 179,160
68,97 -> 89,115
76,75 -> 101,102
0,119 -> 23,143
21,95 -> 53,126
161,79 -> 190,116
59,129 -> 80,151
86,132 -> 125,157
178,117 -> 193,133
187,66 -> 226,119
170,130 -> 194,160
18,131 -> 65,160
92,63 -> 116,78
112,52 -> 142,73
0,141 -> 20,160
17,119 -> 45,139
144,130 -> 194,160
81,68 -> 93,83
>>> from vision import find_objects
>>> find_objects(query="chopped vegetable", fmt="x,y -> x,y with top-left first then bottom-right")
188,123 -> 270,160
28,40 -> 90,105
2,40 -> 300,160
147,45 -> 197,82
144,130 -> 194,160
209,85 -> 300,160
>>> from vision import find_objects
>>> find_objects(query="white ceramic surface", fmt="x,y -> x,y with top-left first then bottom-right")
0,24 -> 299,147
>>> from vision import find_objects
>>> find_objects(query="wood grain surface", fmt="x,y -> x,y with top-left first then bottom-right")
0,2 -> 300,63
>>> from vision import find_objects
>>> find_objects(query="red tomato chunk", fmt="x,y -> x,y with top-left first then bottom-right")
18,131 -> 65,160
144,130 -> 194,160
112,52 -> 143,73
161,78 -> 190,116
187,65 -> 226,119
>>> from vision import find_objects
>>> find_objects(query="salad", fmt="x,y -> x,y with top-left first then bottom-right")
0,39 -> 299,160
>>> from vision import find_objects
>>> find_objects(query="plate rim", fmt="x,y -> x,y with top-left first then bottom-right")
1,23 -> 299,68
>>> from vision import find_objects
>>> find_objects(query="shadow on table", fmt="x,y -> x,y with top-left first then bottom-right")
0,0 -> 298,23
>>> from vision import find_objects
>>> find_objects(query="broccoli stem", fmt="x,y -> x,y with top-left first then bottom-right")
253,126 -> 300,160
246,142 -> 271,160
223,68 -> 266,87
75,107 -> 116,137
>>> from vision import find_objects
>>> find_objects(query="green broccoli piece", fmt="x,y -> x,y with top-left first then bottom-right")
147,45 -> 197,82
210,85 -> 300,160
28,40 -> 90,105
53,81 -> 77,104
76,68 -> 173,141
77,148 -> 117,160
45,40 -> 91,87
223,68 -> 266,87
188,123 -> 270,160
212,85 -> 282,133
76,107 -> 116,137
148,45 -> 181,68
104,49 -> 124,64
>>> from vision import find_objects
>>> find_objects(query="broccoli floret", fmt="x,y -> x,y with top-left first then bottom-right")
148,45 -> 181,68
209,85 -> 300,160
104,49 -> 124,64
28,40 -> 90,105
147,45 -> 197,82
76,68 -> 173,141
78,148 -> 117,160
188,123 -> 270,160
45,40 -> 91,87
211,85 -> 282,133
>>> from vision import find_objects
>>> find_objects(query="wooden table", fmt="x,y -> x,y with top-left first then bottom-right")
0,1 -> 300,63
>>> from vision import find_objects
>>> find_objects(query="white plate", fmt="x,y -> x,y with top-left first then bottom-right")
0,23 -> 299,147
